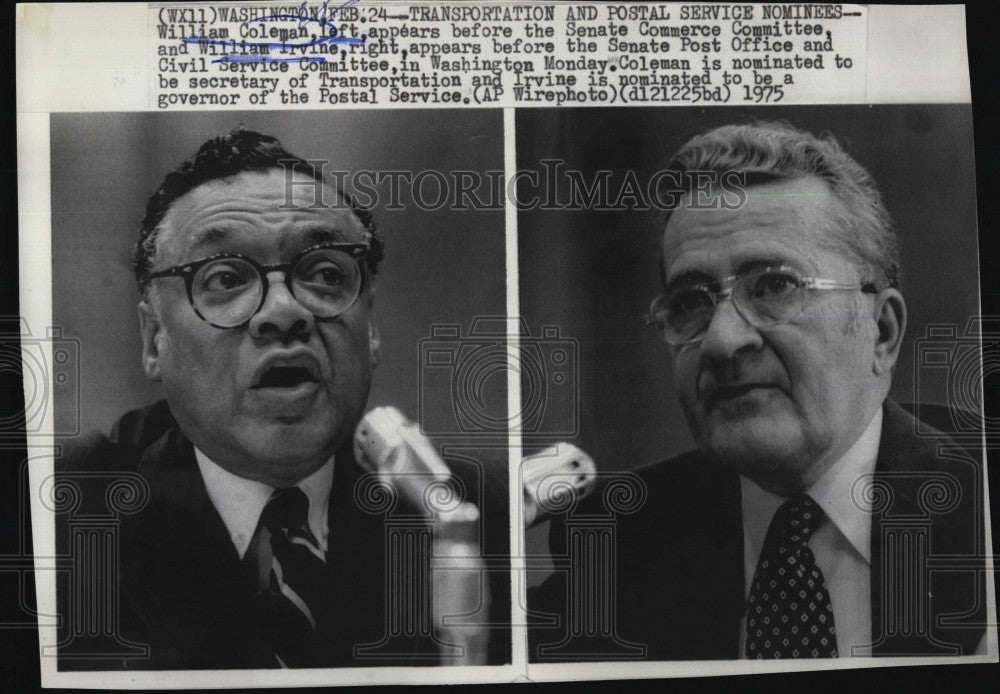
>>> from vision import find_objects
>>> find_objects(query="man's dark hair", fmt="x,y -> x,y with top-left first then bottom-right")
133,127 -> 383,292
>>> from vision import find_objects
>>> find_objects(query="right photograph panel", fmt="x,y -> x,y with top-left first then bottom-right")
518,105 -> 991,664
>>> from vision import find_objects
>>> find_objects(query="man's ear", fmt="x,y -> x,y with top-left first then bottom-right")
138,300 -> 164,382
872,288 -> 907,376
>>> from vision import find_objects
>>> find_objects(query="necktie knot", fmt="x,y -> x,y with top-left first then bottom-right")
261,486 -> 310,534
767,493 -> 823,550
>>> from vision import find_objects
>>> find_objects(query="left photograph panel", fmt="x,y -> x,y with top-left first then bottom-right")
46,110 -> 510,671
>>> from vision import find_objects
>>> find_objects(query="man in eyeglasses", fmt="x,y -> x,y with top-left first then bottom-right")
134,133 -> 379,494
57,129 -> 432,669
530,122 -> 987,661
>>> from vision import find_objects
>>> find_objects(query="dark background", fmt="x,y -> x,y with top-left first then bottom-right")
5,3 -> 1000,692
518,104 -> 979,474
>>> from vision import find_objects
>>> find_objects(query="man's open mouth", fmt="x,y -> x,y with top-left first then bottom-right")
255,365 -> 319,389
251,353 -> 323,391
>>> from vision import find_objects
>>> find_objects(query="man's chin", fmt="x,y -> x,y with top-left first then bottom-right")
697,416 -> 804,473
236,417 -> 342,465
236,440 -> 335,486
257,420 -> 339,449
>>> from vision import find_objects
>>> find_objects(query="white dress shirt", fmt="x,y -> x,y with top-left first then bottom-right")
739,408 -> 882,658
194,448 -> 334,559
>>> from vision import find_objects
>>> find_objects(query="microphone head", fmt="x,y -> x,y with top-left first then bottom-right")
354,406 -> 408,473
521,443 -> 597,527
355,406 -> 451,477
354,406 -> 455,517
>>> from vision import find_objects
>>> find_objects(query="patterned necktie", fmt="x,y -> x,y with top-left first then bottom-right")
246,486 -> 330,667
745,493 -> 838,658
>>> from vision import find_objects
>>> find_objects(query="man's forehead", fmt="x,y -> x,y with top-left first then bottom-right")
666,175 -> 835,231
156,169 -> 365,259
661,176 -> 842,274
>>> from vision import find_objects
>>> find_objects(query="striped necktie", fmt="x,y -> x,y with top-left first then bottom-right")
745,494 -> 838,658
247,486 -> 330,667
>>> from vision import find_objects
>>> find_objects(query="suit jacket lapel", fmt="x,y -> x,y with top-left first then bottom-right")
870,400 -> 985,656
616,456 -> 744,660
675,462 -> 744,659
321,440 -> 442,665
119,426 -> 276,668
319,441 -> 382,663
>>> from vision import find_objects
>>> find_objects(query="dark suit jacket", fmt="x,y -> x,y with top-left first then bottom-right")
55,401 -> 509,669
529,401 -> 987,661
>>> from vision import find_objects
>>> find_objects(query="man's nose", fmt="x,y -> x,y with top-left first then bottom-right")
697,296 -> 763,362
248,271 -> 315,341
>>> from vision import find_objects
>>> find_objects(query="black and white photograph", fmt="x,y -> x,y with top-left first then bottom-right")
521,105 -> 991,663
47,110 -> 511,671
10,1 -> 1000,690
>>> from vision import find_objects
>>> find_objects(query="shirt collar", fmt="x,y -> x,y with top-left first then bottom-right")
740,406 -> 883,574
807,406 -> 882,563
194,448 -> 334,559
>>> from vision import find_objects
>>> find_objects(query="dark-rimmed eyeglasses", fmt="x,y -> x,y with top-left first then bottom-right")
647,265 -> 876,346
145,242 -> 370,329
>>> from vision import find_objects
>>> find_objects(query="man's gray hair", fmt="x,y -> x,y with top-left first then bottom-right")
659,121 -> 900,291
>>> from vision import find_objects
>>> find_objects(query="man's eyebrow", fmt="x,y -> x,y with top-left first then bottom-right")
733,258 -> 790,276
187,225 -> 237,252
663,269 -> 713,295
186,225 -> 359,253
663,258 -> 792,294
302,226 -> 356,245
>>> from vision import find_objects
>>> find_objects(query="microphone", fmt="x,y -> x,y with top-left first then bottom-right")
353,406 -> 488,664
521,443 -> 598,527
354,405 -> 452,491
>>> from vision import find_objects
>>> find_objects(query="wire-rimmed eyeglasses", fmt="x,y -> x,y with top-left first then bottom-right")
647,265 -> 877,346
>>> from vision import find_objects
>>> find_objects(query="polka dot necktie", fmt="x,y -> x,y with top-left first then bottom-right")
246,486 -> 330,667
745,494 -> 838,659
